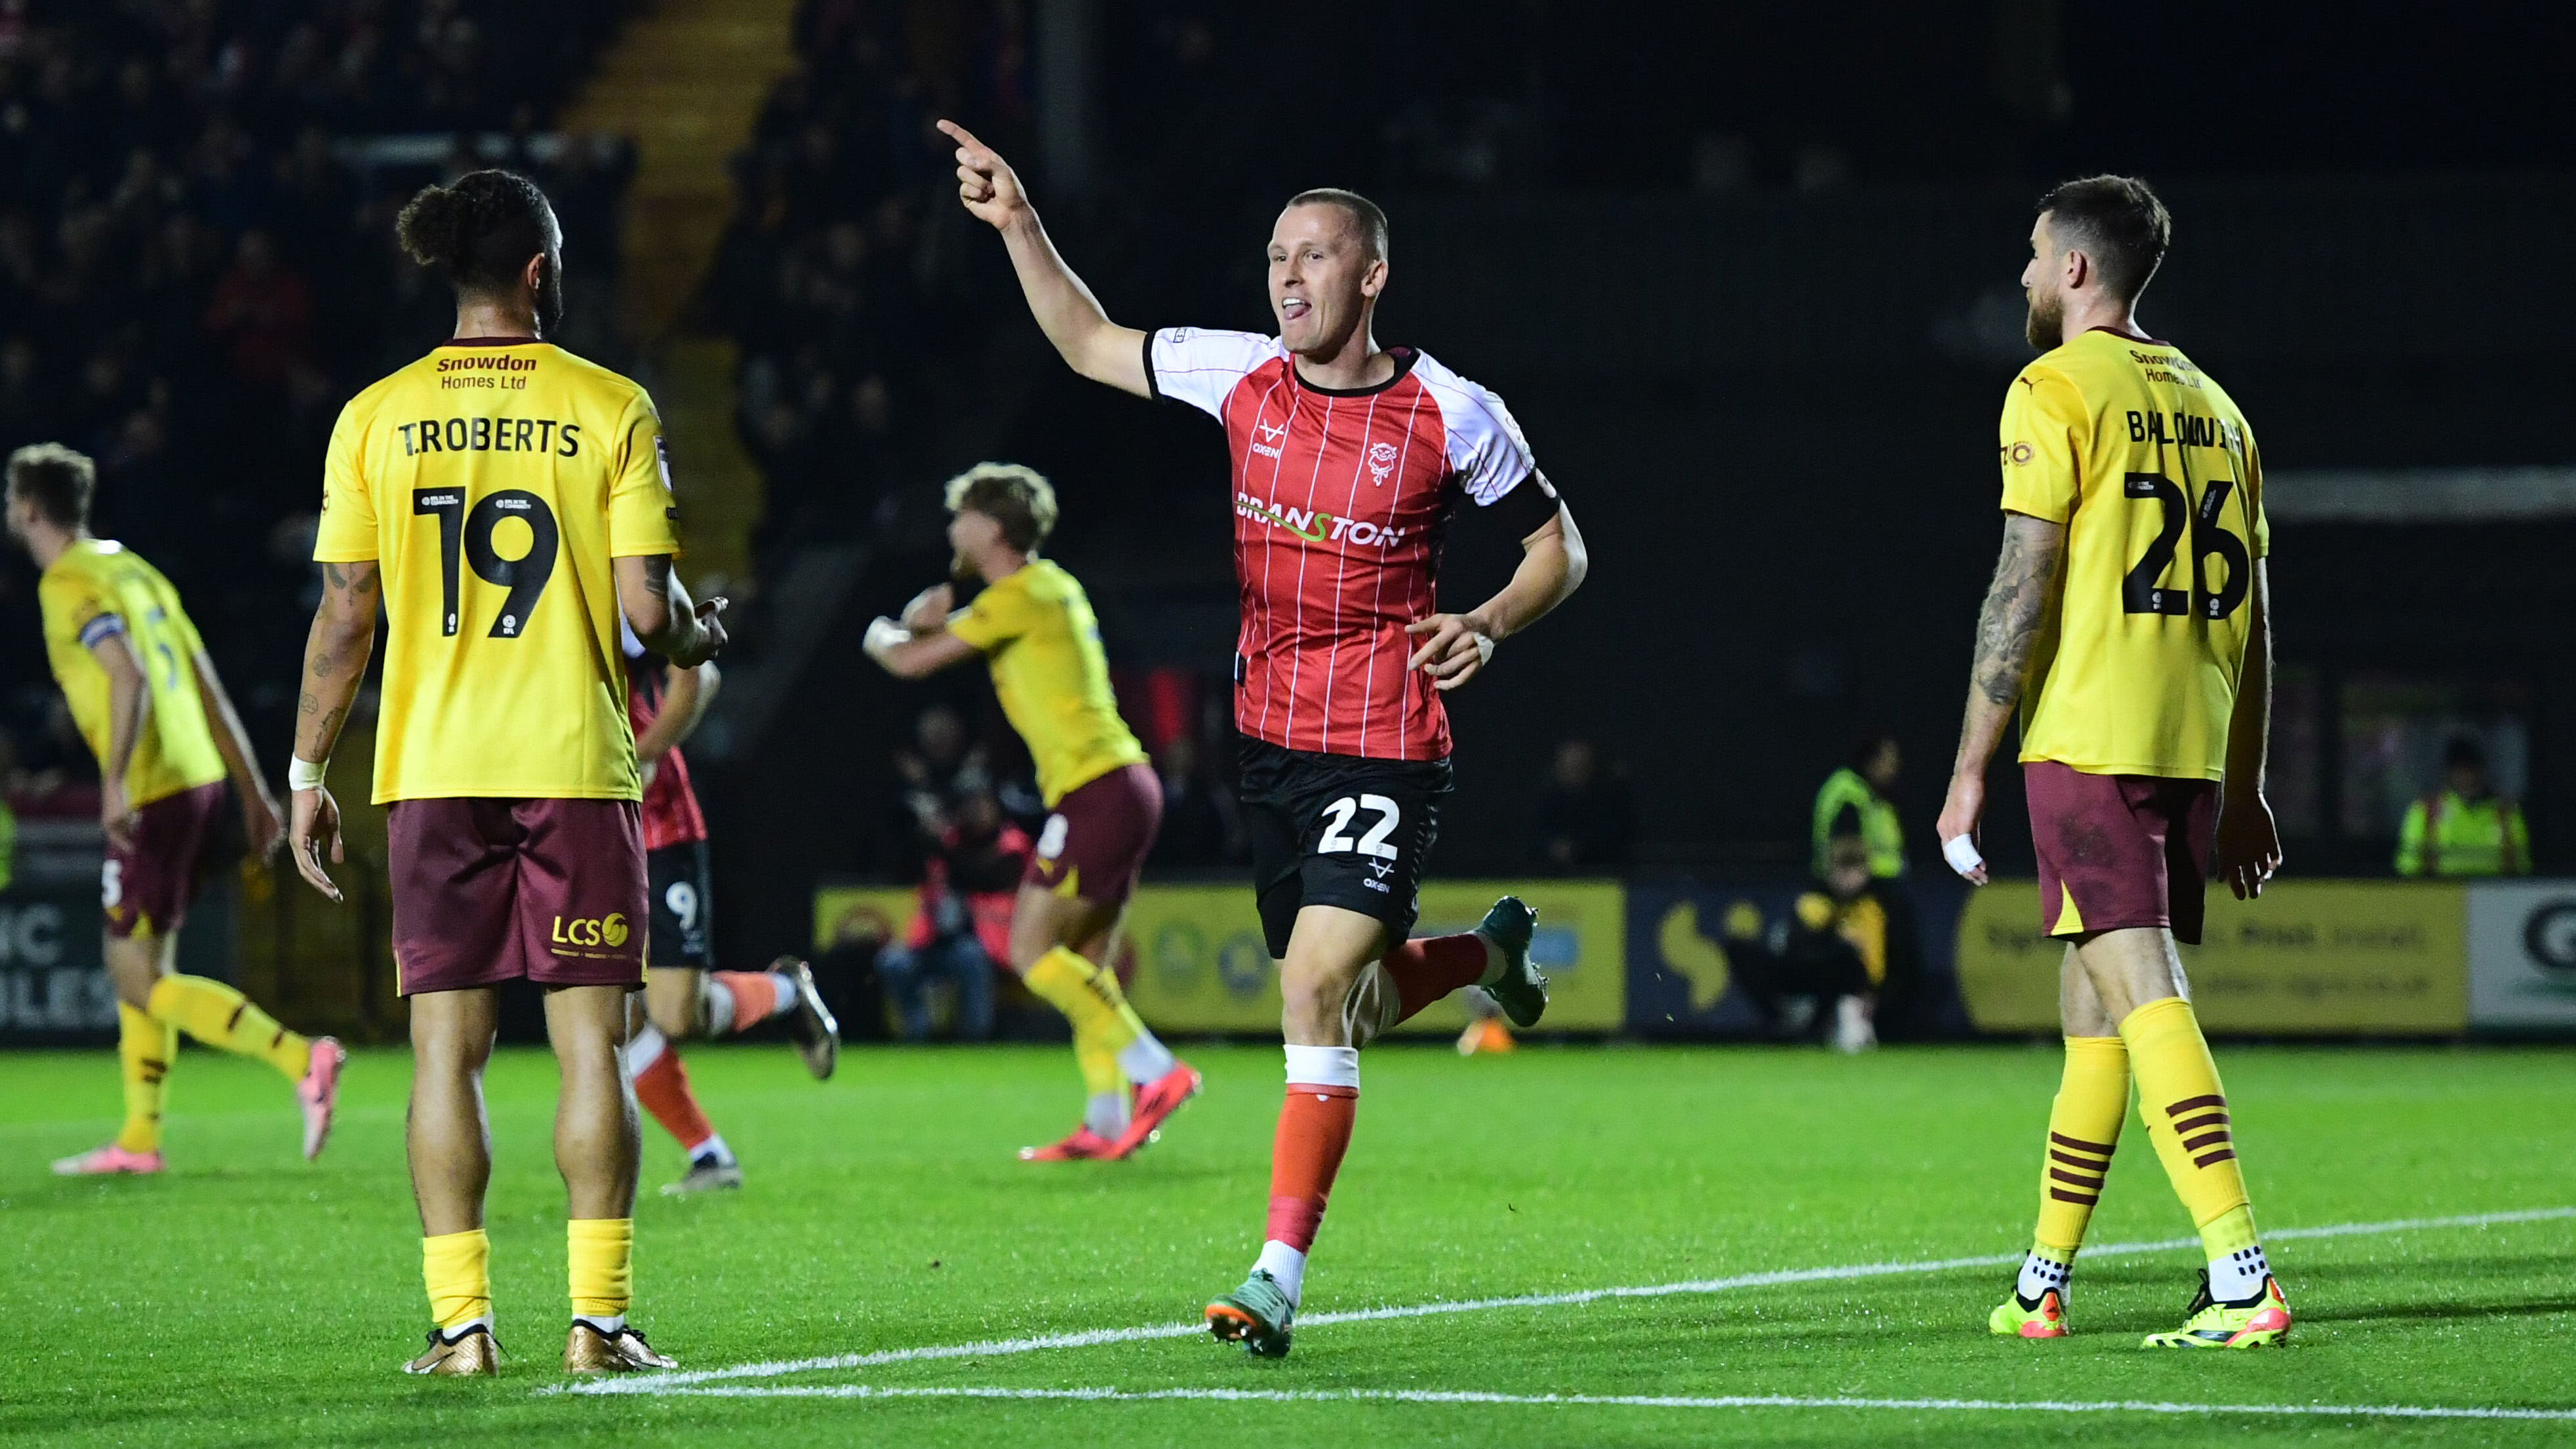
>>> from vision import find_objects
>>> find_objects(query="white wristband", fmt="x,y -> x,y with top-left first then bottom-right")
1941,834 -> 1987,879
287,756 -> 328,792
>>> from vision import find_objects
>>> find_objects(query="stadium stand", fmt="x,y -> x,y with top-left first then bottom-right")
0,1 -> 636,809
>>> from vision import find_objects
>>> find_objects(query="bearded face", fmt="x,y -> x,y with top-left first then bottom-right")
2023,281 -> 2063,350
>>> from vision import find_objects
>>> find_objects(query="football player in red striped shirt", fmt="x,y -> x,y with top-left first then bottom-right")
940,120 -> 1587,1357
620,624 -> 841,1196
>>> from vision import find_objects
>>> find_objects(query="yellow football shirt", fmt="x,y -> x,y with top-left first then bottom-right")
2000,327 -> 2269,781
313,340 -> 681,803
945,559 -> 1147,806
37,540 -> 226,807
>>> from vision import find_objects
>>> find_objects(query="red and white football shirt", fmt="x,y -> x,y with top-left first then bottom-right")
620,620 -> 708,851
1147,330 -> 1560,761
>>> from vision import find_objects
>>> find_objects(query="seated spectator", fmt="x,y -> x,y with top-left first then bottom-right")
877,785 -> 1028,1042
201,228 -> 313,387
1531,738 -> 1635,871
882,701 -> 989,872
1732,837 -> 1920,1052
2396,736 -> 2531,877
1148,732 -> 1242,867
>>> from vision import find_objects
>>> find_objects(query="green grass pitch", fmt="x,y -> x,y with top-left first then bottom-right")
3,1039 -> 2573,1446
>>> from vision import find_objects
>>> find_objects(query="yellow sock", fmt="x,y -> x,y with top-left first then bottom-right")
1089,960 -> 1156,1058
1075,1037 -> 1121,1099
146,975 -> 310,1081
2118,997 -> 2255,1241
2201,1203 -> 2260,1258
568,1218 -> 635,1320
1023,946 -> 1138,1054
2032,1035 -> 2128,1259
422,1229 -> 492,1331
114,1004 -> 176,1154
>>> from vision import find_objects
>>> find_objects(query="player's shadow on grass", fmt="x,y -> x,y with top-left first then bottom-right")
2276,1252 -> 2576,1286
2301,1296 -> 2576,1326
9,1162 -> 319,1207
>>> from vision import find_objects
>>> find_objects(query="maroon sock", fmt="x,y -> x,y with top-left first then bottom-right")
1379,934 -> 1490,1025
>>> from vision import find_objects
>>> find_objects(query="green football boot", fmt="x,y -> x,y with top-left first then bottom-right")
1204,1269 -> 1296,1359
2141,1270 -> 2292,1349
1988,1286 -> 2070,1338
1476,896 -> 1547,1029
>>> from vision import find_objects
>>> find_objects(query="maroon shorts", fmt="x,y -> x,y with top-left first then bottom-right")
1027,763 -> 1162,905
387,797 -> 647,995
2025,759 -> 2218,945
105,780 -> 227,940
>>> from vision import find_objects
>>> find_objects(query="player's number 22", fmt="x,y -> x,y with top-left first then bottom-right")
1317,794 -> 1402,860
411,488 -> 561,639
2120,470 -> 2249,621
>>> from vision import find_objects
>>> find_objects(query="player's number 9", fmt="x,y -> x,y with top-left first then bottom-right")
664,881 -> 698,934
2120,471 -> 2249,622
412,488 -> 562,639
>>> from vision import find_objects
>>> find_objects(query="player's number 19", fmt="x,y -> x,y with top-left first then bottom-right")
411,488 -> 561,639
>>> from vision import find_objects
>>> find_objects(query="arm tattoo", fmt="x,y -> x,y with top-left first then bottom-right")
322,560 -> 380,599
1970,522 -> 2063,707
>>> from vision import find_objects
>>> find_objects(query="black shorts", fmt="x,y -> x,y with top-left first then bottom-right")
646,841 -> 715,970
1240,738 -> 1450,959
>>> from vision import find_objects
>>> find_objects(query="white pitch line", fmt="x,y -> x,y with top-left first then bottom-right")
598,1383 -> 2576,1422
559,1204 -> 2576,1397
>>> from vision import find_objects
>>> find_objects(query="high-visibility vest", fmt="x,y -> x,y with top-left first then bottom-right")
2394,791 -> 2529,877
1812,767 -> 1906,879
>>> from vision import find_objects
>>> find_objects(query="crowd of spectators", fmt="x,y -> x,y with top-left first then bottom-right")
703,0 -> 1031,575
0,2 -> 634,810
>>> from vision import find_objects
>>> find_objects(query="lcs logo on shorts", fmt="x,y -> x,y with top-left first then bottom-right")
552,913 -> 631,949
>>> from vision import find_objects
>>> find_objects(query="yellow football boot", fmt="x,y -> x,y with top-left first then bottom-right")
1988,1286 -> 2070,1338
2141,1271 -> 2291,1349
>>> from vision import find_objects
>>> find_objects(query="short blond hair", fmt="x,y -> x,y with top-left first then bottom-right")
5,442 -> 96,528
941,462 -> 1058,553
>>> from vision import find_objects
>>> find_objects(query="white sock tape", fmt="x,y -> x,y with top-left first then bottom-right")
1283,1044 -> 1360,1089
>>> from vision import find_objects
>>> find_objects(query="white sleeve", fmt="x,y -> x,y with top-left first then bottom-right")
1437,376 -> 1541,506
1144,327 -> 1278,420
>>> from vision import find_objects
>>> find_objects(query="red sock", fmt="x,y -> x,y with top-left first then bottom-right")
711,970 -> 781,1033
1379,934 -> 1490,1025
1265,1084 -> 1358,1252
633,1044 -> 717,1153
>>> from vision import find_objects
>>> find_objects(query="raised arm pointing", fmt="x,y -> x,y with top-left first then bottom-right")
938,119 -> 1148,397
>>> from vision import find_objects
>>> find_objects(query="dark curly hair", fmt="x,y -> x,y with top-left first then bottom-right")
394,169 -> 559,294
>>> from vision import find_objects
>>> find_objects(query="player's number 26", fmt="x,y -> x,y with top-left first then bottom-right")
2121,471 -> 2249,621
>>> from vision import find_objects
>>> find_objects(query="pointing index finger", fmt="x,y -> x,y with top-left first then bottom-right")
935,119 -> 987,156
